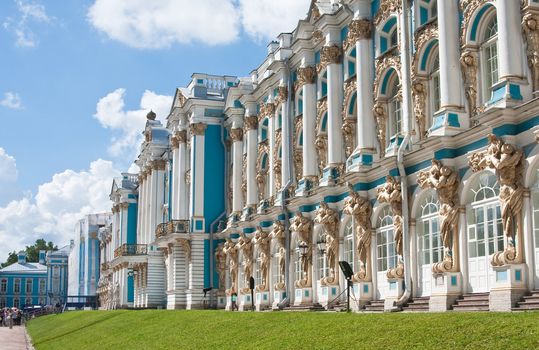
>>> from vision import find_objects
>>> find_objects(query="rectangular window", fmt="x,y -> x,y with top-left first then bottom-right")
26,279 -> 33,294
344,234 -> 354,271
0,279 -> 6,293
13,298 -> 19,309
39,279 -> 46,295
25,297 -> 32,306
14,279 -> 20,294
0,298 -> 5,308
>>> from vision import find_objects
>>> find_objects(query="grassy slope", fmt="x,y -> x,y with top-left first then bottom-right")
27,310 -> 539,350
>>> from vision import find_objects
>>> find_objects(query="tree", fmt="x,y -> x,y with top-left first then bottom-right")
25,239 -> 58,262
1,251 -> 18,268
1,239 -> 58,268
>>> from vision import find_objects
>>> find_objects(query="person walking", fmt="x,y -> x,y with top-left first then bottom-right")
231,293 -> 238,311
6,310 -> 12,329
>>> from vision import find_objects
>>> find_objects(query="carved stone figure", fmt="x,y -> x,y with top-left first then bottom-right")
373,102 -> 387,157
294,149 -> 303,182
412,80 -> 427,140
523,13 -> 539,92
377,176 -> 404,279
315,202 -> 340,285
343,183 -> 373,281
215,244 -> 227,291
223,239 -> 238,295
270,220 -> 286,290
253,227 -> 271,292
342,119 -> 356,158
237,232 -> 254,293
290,212 -> 313,288
469,134 -> 525,266
460,50 -> 478,117
242,153 -> 247,203
315,135 -> 328,175
418,159 -> 460,273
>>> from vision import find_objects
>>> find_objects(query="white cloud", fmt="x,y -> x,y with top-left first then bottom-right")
87,0 -> 240,49
0,92 -> 23,109
238,0 -> 309,41
0,148 -> 18,182
87,0 -> 310,48
93,88 -> 172,158
0,159 -> 120,259
3,0 -> 52,48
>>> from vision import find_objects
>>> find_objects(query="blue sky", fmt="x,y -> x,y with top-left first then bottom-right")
0,0 -> 310,259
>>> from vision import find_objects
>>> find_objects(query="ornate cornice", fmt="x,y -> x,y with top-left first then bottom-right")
296,66 -> 317,93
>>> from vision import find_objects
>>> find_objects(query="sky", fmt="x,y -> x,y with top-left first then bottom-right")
0,0 -> 311,260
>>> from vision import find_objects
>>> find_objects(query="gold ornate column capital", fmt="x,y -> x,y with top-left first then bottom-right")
296,66 -> 317,91
244,116 -> 258,131
260,102 -> 276,119
318,45 -> 343,73
344,19 -> 373,52
230,128 -> 244,142
151,159 -> 167,171
190,123 -> 207,136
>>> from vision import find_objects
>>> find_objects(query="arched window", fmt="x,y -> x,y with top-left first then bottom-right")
296,91 -> 303,116
317,230 -> 328,280
466,172 -> 502,292
417,0 -> 437,26
345,47 -> 357,80
343,220 -> 354,271
255,251 -> 263,287
378,17 -> 398,56
388,76 -> 402,146
429,52 -> 441,117
318,71 -> 328,99
416,191 -> 441,297
481,13 -> 498,102
376,206 -> 396,272
390,27 -> 398,48
259,118 -> 269,142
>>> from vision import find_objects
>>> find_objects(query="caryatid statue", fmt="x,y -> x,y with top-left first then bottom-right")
237,232 -> 254,293
315,202 -> 340,285
343,183 -> 372,282
469,134 -> 525,266
418,159 -> 460,273
523,13 -> 539,92
377,175 -> 404,279
223,239 -> 238,295
270,220 -> 286,290
290,212 -> 313,288
215,243 -> 227,292
253,226 -> 271,292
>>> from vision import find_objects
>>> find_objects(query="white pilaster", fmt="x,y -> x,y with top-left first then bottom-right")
231,128 -> 244,213
430,0 -> 468,136
245,116 -> 258,206
303,79 -> 317,177
178,134 -> 189,220
171,143 -> 180,219
280,85 -> 291,189
268,112 -> 276,197
326,47 -> 344,166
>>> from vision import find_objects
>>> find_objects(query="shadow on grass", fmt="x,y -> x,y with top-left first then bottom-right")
32,312 -> 124,347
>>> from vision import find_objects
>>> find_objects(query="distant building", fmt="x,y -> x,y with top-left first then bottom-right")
68,213 -> 111,297
0,248 -> 69,308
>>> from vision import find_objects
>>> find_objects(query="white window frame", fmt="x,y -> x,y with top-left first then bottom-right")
429,52 -> 441,125
418,193 -> 442,266
343,220 -> 355,272
376,207 -> 397,272
480,13 -> 499,104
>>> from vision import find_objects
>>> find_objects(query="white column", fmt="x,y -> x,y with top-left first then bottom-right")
171,138 -> 180,220
325,45 -> 344,166
280,86 -> 291,188
268,112 -> 276,197
438,0 -> 465,109
523,191 -> 535,290
177,131 -> 189,220
231,128 -> 244,213
189,123 -> 207,224
496,0 -> 525,81
121,204 -> 128,244
301,67 -> 318,177
245,116 -> 258,206
458,208 -> 468,294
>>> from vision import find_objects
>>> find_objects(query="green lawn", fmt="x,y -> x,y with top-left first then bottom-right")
27,310 -> 539,350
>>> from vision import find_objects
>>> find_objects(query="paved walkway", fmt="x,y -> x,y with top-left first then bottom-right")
0,326 -> 34,350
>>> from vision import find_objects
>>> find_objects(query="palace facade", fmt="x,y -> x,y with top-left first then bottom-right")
97,0 -> 539,312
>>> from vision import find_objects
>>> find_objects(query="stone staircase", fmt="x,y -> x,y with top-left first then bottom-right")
452,293 -> 490,311
282,303 -> 326,312
363,300 -> 385,312
402,296 -> 430,312
512,290 -> 539,311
